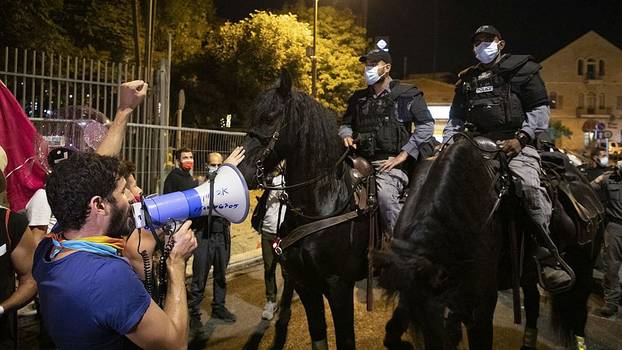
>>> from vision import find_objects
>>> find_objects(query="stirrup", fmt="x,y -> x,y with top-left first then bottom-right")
533,254 -> 575,294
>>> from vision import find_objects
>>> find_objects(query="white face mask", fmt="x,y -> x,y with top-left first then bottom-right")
599,156 -> 609,167
208,165 -> 219,173
474,41 -> 499,64
364,65 -> 387,86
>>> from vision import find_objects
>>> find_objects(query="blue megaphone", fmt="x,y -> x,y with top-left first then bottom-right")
132,164 -> 250,229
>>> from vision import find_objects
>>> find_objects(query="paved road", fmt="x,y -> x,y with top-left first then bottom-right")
19,263 -> 622,349
187,264 -> 622,349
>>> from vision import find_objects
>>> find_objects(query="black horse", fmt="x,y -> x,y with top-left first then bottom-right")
238,74 -> 369,349
376,136 -> 602,349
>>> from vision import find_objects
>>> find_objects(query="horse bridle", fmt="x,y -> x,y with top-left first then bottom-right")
252,97 -> 349,192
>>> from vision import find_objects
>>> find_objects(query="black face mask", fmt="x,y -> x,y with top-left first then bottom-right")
107,200 -> 135,238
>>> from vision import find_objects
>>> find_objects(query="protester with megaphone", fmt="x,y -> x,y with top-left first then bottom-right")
32,80 -> 201,349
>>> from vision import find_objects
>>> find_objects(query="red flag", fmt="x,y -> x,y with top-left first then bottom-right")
0,80 -> 46,211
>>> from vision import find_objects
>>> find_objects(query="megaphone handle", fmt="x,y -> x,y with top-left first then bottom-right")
206,175 -> 216,238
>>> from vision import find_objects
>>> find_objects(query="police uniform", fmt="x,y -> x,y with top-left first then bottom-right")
593,170 -> 622,315
442,28 -> 572,290
444,53 -> 552,233
340,76 -> 435,232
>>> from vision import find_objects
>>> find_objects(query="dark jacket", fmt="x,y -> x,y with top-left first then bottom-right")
163,168 -> 197,194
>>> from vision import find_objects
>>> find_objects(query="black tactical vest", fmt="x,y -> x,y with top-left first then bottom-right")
458,55 -> 546,141
461,68 -> 525,140
352,82 -> 418,159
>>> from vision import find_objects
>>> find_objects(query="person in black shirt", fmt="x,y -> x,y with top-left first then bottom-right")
592,161 -> 622,318
163,147 -> 198,194
0,149 -> 38,349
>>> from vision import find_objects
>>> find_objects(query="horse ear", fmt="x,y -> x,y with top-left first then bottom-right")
276,69 -> 292,98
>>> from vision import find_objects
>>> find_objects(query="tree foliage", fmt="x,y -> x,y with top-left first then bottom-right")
291,4 -> 367,113
0,1 -> 366,127
202,6 -> 366,126
549,119 -> 573,141
206,11 -> 312,107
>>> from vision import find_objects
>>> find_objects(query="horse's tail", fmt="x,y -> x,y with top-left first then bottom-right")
374,239 -> 438,296
548,244 -> 594,347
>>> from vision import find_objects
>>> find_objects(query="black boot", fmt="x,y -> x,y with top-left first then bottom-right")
533,246 -> 574,293
594,303 -> 618,318
212,307 -> 236,323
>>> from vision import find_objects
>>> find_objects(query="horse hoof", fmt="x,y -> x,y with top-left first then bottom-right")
384,340 -> 414,350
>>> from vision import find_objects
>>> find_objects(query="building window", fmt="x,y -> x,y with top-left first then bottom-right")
599,60 -> 605,77
578,93 -> 584,108
587,92 -> 596,113
550,92 -> 558,109
587,59 -> 596,80
599,93 -> 606,109
577,59 -> 584,76
617,96 -> 622,110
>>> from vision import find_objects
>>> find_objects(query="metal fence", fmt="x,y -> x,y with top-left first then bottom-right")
29,119 -> 246,194
0,47 -> 158,123
2,47 -> 247,195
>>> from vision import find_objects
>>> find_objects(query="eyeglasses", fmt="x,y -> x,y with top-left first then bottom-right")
209,163 -> 222,167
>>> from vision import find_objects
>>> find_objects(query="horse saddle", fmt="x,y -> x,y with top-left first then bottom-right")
540,151 -> 605,245
345,156 -> 375,210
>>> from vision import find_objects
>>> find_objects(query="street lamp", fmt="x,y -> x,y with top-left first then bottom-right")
311,0 -> 319,98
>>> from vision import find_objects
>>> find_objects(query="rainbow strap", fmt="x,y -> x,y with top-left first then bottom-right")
49,233 -> 125,258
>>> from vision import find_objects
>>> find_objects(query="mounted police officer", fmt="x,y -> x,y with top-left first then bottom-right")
339,49 -> 435,233
442,25 -> 573,292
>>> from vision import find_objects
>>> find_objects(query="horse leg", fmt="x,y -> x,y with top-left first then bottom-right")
296,285 -> 328,348
521,281 -> 540,350
409,299 -> 460,350
549,246 -> 593,348
325,276 -> 356,350
560,246 -> 592,339
466,292 -> 497,350
383,295 -> 413,350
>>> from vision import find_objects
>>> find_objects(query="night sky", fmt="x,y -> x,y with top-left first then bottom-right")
215,0 -> 622,78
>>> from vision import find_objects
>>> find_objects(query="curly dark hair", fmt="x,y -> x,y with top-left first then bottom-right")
118,159 -> 136,179
46,152 -> 121,232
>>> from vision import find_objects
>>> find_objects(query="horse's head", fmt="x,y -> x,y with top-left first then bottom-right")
238,69 -> 341,189
238,70 -> 293,188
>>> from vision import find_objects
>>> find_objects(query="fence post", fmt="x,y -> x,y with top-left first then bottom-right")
158,59 -> 169,194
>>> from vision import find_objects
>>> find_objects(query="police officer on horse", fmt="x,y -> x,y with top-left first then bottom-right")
442,25 -> 573,292
339,49 -> 435,233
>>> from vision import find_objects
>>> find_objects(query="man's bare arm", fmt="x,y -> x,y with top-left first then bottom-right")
1,227 -> 38,312
125,221 -> 197,349
96,80 -> 148,157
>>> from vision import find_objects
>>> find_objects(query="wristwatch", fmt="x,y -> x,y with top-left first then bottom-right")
515,131 -> 531,148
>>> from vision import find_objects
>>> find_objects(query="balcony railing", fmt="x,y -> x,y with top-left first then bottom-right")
576,106 -> 613,117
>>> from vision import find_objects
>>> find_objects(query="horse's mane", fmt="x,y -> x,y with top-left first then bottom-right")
411,139 -> 496,245
251,87 -> 343,183
378,138 -> 498,295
